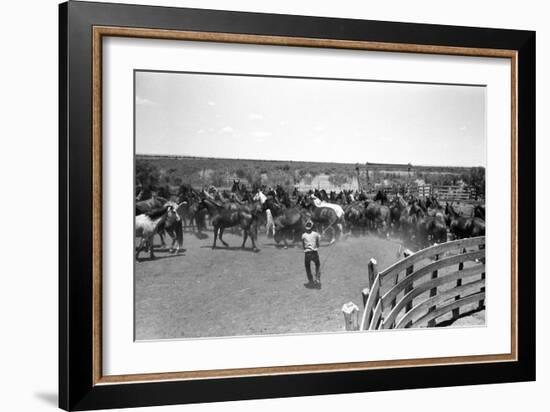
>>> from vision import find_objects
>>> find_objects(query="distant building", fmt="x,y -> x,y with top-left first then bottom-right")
295,173 -> 359,192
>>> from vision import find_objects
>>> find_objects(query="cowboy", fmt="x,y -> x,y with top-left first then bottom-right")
302,220 -> 321,289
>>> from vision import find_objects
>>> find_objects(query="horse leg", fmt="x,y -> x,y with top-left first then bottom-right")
241,230 -> 248,248
148,237 -> 156,260
167,232 -> 174,253
249,226 -> 258,252
219,227 -> 229,247
212,226 -> 218,249
169,231 -> 179,254
136,238 -> 145,261
158,232 -> 166,249
195,215 -> 202,235
329,225 -> 336,244
163,229 -> 174,253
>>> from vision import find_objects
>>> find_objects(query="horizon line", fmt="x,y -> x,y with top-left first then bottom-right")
135,153 -> 485,170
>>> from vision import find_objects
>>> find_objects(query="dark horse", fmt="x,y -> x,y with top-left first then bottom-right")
231,179 -> 249,198
374,190 -> 389,205
176,184 -> 207,233
344,201 -> 368,235
409,205 -> 447,247
263,197 -> 307,248
135,195 -> 168,215
474,204 -> 486,220
198,197 -> 261,251
445,203 -> 485,239
365,200 -> 391,233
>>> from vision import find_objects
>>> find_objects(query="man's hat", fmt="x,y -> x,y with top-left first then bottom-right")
305,220 -> 313,229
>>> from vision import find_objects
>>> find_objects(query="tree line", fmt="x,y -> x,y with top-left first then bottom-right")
136,158 -> 485,193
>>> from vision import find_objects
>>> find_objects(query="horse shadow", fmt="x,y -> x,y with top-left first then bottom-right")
264,242 -> 299,249
192,232 -> 209,240
200,245 -> 260,253
136,251 -> 187,263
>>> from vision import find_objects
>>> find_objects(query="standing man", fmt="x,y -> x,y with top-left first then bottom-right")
302,220 -> 322,289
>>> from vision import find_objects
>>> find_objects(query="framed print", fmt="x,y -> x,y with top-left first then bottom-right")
59,1 -> 535,410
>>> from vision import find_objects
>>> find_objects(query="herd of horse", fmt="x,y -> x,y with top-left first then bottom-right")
134,180 -> 486,261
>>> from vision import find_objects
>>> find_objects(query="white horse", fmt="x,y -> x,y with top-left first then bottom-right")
253,190 -> 276,237
252,190 -> 267,204
135,201 -> 183,261
307,195 -> 346,244
265,209 -> 276,238
310,195 -> 345,218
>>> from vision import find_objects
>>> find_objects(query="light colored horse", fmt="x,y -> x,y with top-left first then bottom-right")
265,209 -> 275,238
311,195 -> 345,218
253,190 -> 275,237
304,195 -> 345,244
135,201 -> 183,261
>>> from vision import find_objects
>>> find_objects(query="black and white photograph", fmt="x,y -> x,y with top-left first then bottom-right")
0,0 -> 542,410
134,70 -> 487,340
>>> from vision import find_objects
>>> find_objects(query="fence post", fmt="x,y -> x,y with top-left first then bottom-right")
366,259 -> 379,329
478,272 -> 486,309
362,288 -> 370,308
390,274 -> 398,309
368,258 -> 377,289
452,247 -> 467,320
390,253 -> 401,310
478,242 -> 486,309
403,249 -> 414,328
342,302 -> 360,331
427,248 -> 440,327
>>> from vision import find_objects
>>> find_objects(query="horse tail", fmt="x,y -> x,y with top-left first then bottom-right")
175,219 -> 183,248
266,209 -> 275,237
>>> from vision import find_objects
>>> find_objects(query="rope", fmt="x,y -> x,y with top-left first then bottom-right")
319,241 -> 338,268
320,221 -> 336,238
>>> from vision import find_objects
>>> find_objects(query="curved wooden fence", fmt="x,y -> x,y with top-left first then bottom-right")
342,236 -> 486,331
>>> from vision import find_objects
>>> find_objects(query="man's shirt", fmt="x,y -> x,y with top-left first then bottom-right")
302,231 -> 321,252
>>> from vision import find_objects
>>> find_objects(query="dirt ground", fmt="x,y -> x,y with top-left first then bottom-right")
135,230 -> 484,340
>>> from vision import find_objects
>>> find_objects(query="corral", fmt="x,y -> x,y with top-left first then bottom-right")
135,230 -> 484,340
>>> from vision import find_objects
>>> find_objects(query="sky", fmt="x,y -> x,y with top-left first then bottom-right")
135,71 -> 486,167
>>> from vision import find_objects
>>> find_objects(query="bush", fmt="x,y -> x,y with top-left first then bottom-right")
136,160 -> 160,188
328,173 -> 349,188
209,170 -> 227,187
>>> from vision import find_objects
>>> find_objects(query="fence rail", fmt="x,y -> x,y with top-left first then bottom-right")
342,236 -> 486,331
407,184 -> 482,201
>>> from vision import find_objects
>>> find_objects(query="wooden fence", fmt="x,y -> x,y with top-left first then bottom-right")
432,185 -> 479,201
407,184 -> 481,202
342,236 -> 486,331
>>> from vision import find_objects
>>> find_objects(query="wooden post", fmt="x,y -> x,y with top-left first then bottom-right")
391,273 -> 399,310
362,288 -> 370,308
368,258 -> 378,289
478,272 -> 486,309
403,249 -> 414,328
390,250 -> 403,310
428,250 -> 440,327
478,242 -> 486,309
366,259 -> 379,329
342,302 -> 360,331
452,247 -> 467,320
